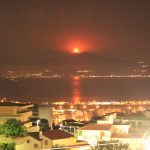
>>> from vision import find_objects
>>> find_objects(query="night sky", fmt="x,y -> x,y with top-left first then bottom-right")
0,0 -> 150,69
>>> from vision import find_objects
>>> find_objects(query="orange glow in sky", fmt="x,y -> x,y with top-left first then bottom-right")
66,38 -> 87,53
63,36 -> 104,54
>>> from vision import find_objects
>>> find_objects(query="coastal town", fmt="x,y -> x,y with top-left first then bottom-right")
0,0 -> 150,150
0,99 -> 150,150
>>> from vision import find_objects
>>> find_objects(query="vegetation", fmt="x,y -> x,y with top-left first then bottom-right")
90,140 -> 130,150
0,119 -> 27,150
0,119 -> 27,138
0,142 -> 15,150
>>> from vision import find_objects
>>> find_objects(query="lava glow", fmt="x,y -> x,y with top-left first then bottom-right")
73,48 -> 79,54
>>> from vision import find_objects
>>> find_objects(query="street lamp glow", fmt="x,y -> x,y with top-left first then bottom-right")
83,105 -> 86,109
96,105 -> 99,109
36,119 -> 40,131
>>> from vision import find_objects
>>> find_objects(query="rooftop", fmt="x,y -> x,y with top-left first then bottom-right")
79,123 -> 112,131
112,133 -> 144,139
0,102 -> 33,107
29,132 -> 42,141
42,130 -> 74,140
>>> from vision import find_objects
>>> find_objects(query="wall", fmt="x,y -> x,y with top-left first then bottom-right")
40,134 -> 53,149
0,106 -> 17,115
38,106 -> 52,126
19,111 -> 32,122
144,111 -> 150,119
83,130 -> 101,140
53,137 -> 76,147
16,137 -> 42,150
112,125 -> 129,134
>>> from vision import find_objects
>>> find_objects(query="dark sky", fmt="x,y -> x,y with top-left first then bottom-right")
0,0 -> 150,68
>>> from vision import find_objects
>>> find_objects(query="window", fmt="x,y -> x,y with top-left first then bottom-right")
138,122 -> 142,127
45,140 -> 48,145
27,140 -> 30,143
34,144 -> 38,148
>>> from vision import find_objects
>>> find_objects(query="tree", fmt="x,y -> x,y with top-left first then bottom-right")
0,142 -> 5,150
0,119 -> 27,138
0,142 -> 15,150
90,140 -> 130,150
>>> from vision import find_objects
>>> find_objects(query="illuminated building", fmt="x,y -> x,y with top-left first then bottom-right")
77,113 -> 145,149
15,130 -> 88,150
32,105 -> 53,128
117,109 -> 150,130
0,102 -> 33,128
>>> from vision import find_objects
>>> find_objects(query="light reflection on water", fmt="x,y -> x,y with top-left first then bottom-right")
0,78 -> 150,102
72,76 -> 81,104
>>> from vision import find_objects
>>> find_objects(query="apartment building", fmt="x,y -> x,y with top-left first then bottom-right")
0,102 -> 33,128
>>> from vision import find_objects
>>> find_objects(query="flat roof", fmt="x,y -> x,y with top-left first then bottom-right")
112,133 -> 144,139
0,102 -> 33,107
79,123 -> 112,131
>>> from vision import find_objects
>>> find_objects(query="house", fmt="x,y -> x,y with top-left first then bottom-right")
78,123 -> 112,145
16,132 -> 43,150
117,110 -> 150,130
77,113 -> 147,150
41,130 -> 77,148
16,130 -> 78,150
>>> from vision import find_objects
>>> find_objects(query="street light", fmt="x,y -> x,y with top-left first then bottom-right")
36,119 -> 40,131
